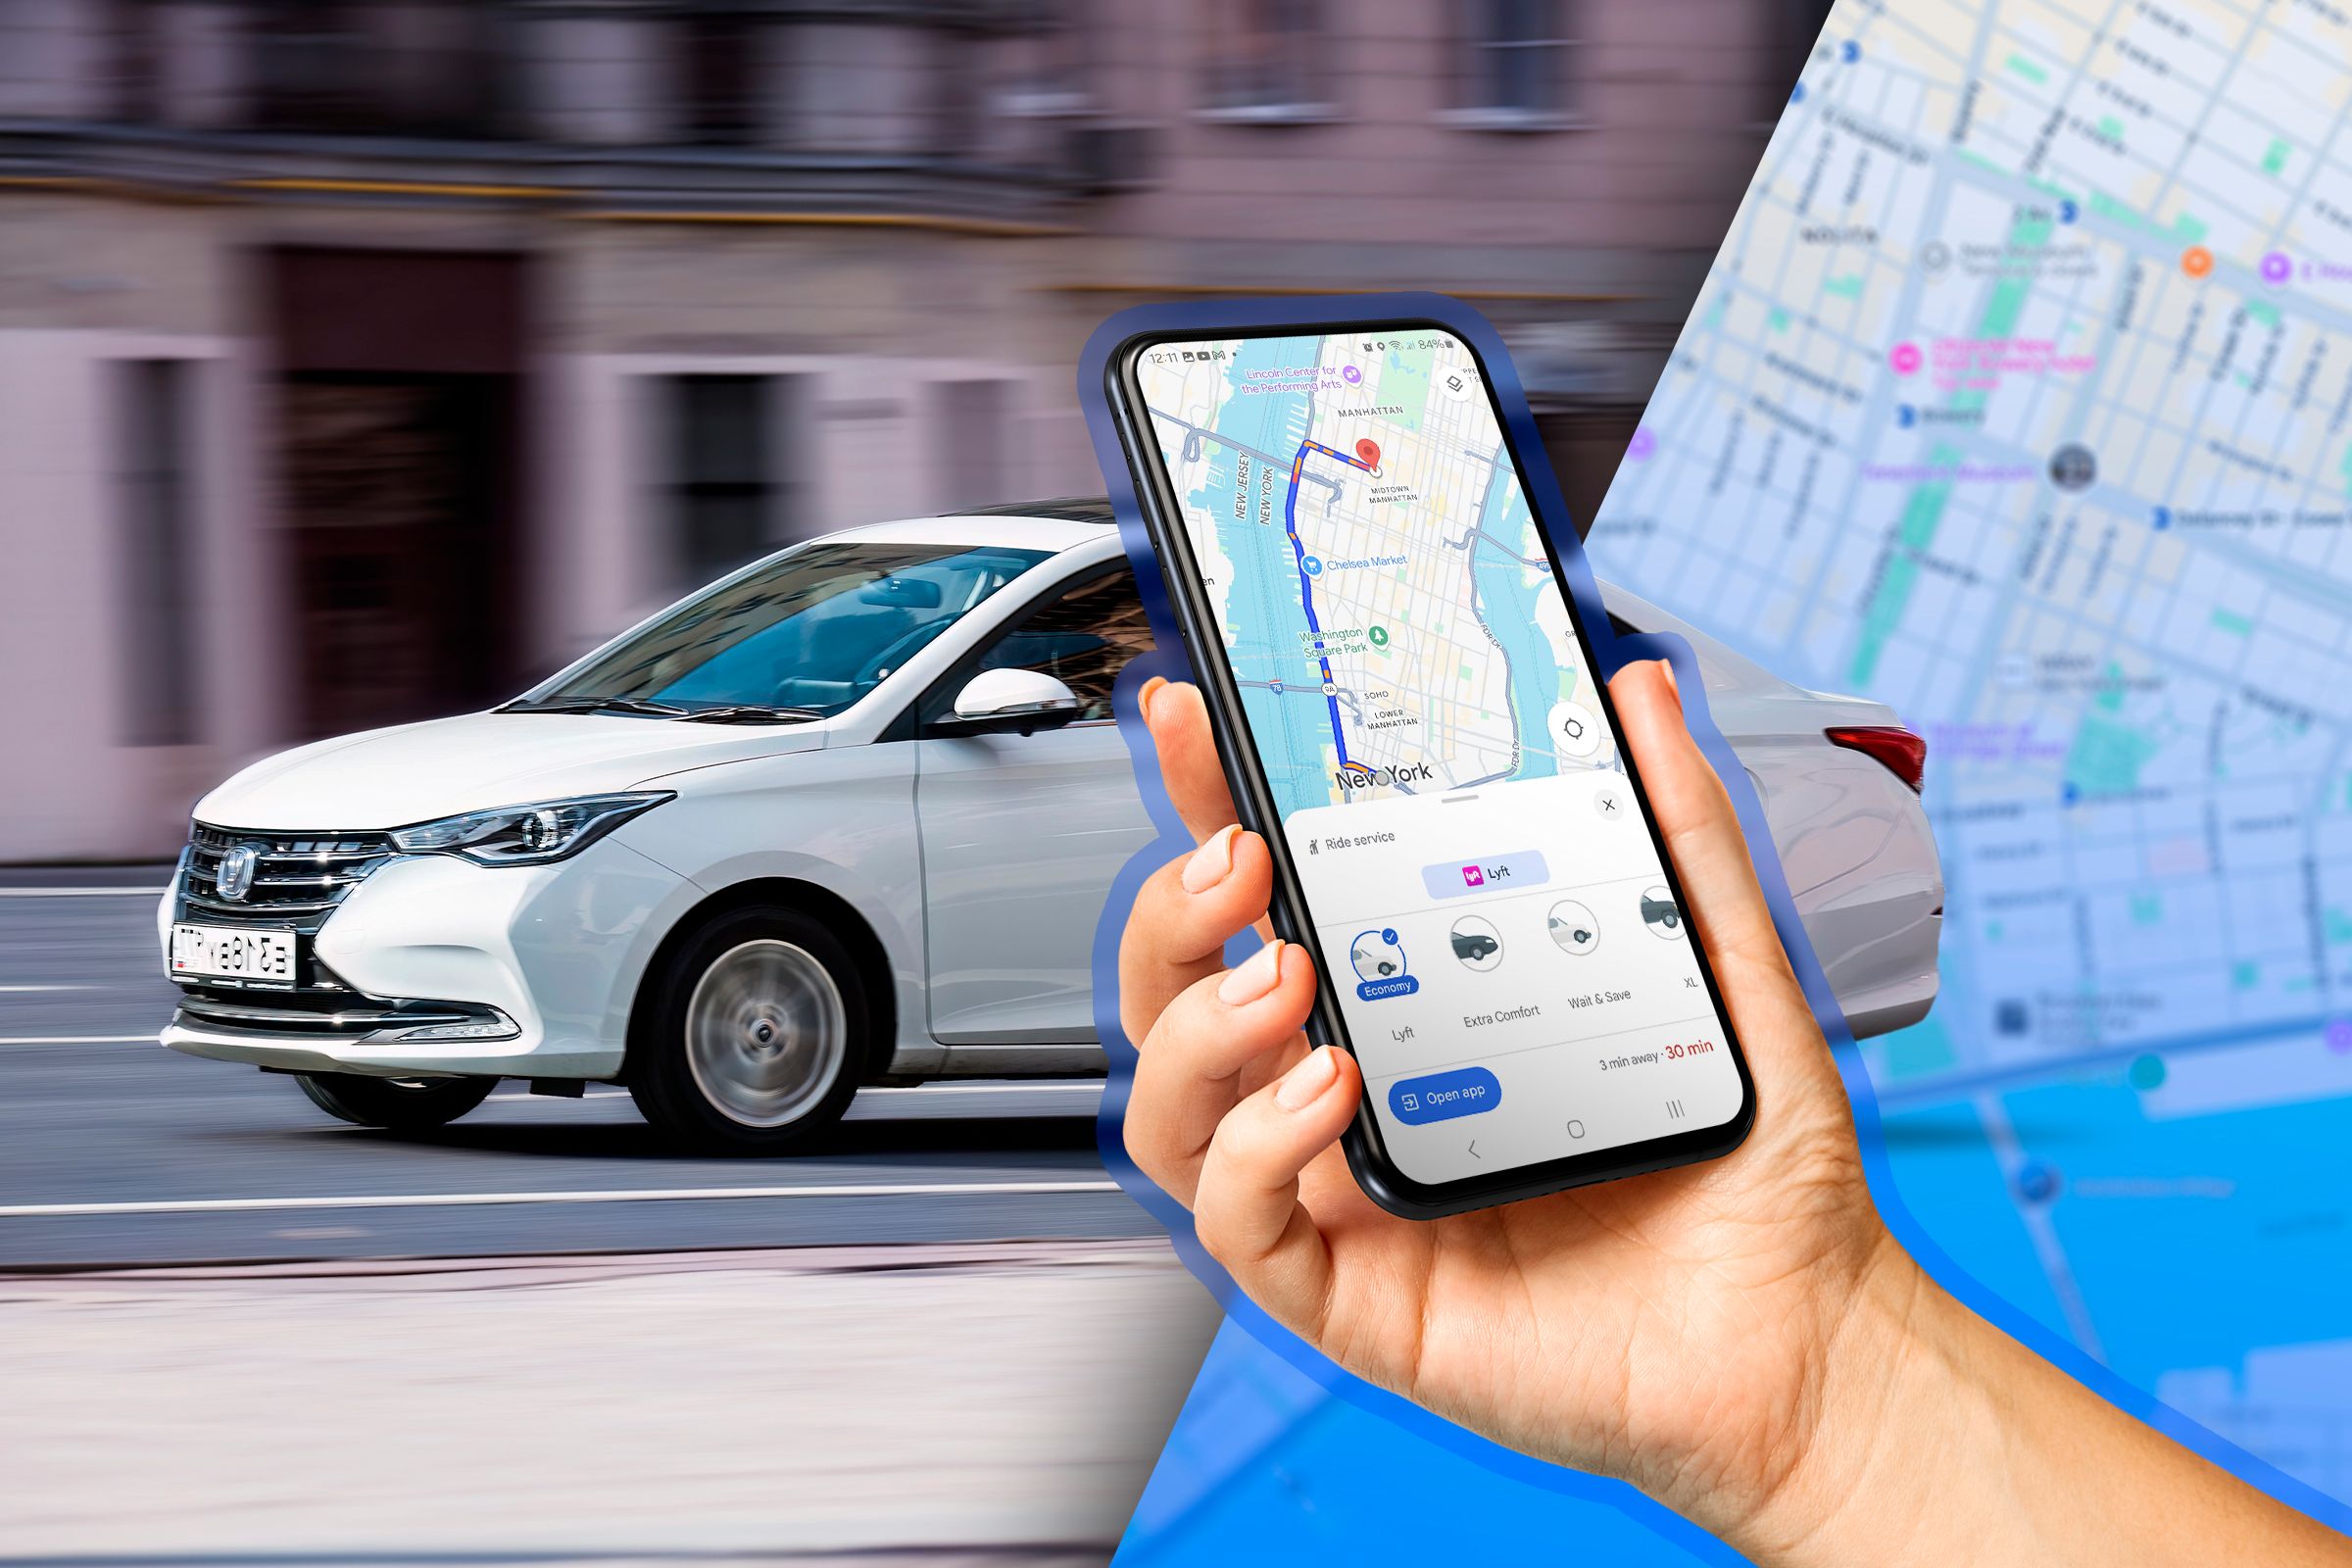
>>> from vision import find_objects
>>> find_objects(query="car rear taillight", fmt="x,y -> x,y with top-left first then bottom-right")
1826,725 -> 1926,793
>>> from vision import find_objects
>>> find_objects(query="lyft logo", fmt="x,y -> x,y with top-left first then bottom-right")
1422,850 -> 1549,903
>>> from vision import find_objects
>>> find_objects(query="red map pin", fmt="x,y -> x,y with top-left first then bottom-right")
1355,439 -> 1381,468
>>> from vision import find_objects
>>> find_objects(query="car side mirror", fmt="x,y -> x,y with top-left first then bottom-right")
934,667 -> 1083,738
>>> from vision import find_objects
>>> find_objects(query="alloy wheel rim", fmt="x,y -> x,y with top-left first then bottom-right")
684,939 -> 847,1128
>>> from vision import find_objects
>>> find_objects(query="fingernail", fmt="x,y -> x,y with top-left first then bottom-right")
1656,659 -> 1679,695
1184,823 -> 1241,893
1217,940 -> 1284,1005
1138,676 -> 1168,725
1276,1047 -> 1339,1110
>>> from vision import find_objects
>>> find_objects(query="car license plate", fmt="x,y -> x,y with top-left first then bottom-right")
171,923 -> 297,985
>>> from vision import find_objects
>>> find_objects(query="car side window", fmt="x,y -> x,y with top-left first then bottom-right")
928,569 -> 1152,726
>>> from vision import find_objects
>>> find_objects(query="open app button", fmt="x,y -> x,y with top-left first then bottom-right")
1388,1065 -> 1502,1125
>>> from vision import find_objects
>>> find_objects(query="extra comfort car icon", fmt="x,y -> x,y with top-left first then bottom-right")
1450,930 -> 1500,961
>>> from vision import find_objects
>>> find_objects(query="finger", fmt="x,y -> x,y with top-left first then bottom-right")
1117,823 -> 1275,1048
1138,680 -> 1240,846
1126,939 -> 1317,1205
1609,660 -> 1822,1048
1192,1045 -> 1359,1336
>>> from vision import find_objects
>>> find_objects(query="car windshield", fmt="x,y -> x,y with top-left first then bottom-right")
519,541 -> 1051,718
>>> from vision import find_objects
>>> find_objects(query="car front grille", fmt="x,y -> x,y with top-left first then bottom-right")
180,823 -> 396,931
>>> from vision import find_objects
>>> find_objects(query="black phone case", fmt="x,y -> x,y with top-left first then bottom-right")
1104,319 -> 1756,1218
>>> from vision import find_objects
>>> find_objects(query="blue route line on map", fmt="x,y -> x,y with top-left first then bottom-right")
1282,438 -> 1377,779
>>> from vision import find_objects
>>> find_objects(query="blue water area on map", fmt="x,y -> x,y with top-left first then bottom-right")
2038,1089 -> 2352,1379
1465,463 -> 1559,780
1179,333 -> 1342,819
1887,1079 -> 2352,1381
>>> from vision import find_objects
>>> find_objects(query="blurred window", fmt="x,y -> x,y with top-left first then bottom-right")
999,0 -> 1094,117
926,569 -> 1152,726
527,542 -> 1051,718
933,380 -> 1014,512
104,0 -> 165,122
671,374 -> 803,587
931,26 -> 982,154
1200,0 -> 1331,120
118,361 -> 198,746
1535,404 -> 1643,544
680,12 -> 766,145
249,1 -> 510,138
1458,0 -> 1573,122
1769,0 -> 1837,116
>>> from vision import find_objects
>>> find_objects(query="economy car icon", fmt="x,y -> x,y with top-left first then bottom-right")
160,499 -> 1942,1153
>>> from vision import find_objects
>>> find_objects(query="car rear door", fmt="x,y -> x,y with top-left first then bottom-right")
912,565 -> 1156,1060
1601,584 -> 1943,1036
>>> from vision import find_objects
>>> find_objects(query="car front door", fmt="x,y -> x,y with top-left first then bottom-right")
912,566 -> 1157,1060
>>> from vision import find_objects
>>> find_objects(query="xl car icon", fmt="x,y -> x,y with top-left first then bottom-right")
161,499 -> 1941,1153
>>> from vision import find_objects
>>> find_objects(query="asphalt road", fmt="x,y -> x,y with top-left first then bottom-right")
0,868 -> 1150,1267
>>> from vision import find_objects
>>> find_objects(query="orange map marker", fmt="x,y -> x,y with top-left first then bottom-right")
2181,245 -> 2214,278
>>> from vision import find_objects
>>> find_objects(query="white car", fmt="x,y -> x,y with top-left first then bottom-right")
159,499 -> 1941,1152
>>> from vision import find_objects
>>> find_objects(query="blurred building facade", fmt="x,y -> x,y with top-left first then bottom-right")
0,0 -> 1826,859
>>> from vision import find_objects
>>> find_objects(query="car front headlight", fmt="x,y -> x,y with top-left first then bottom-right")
388,792 -> 673,866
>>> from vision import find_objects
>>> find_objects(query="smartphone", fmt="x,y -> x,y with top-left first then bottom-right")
1107,320 -> 1756,1217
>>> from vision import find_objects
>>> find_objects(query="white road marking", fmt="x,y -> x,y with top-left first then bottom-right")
0,886 -> 169,898
0,1180 -> 1124,1219
0,984 -> 92,993
0,1034 -> 157,1046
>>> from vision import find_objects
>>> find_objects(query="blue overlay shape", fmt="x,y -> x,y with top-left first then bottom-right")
1077,292 -> 2352,1557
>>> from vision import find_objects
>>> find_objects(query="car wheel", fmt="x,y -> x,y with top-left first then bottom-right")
296,1072 -> 497,1131
627,906 -> 867,1154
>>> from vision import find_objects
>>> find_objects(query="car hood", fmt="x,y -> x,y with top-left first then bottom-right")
196,712 -> 829,831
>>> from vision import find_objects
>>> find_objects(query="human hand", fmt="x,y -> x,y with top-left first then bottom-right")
1118,661 -> 1905,1544
1120,662 -> 2352,1566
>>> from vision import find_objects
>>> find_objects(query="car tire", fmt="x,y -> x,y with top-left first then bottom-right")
627,905 -> 868,1155
296,1072 -> 498,1131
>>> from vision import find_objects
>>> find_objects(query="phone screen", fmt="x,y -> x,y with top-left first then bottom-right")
1127,327 -> 1746,1190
